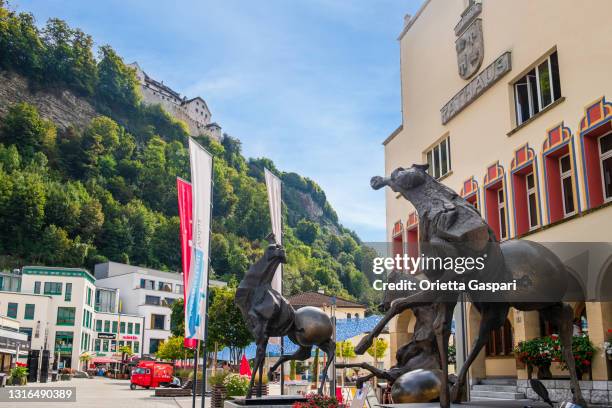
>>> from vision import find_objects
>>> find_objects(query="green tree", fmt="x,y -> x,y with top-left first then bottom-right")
96,45 -> 140,111
170,298 -> 185,337
0,103 -> 56,158
366,337 -> 388,360
206,286 -> 252,363
42,18 -> 97,96
156,336 -> 193,362
296,219 -> 319,245
0,4 -> 45,79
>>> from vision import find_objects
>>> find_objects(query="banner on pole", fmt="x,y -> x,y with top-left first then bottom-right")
264,168 -> 282,292
177,178 -> 198,349
185,138 -> 213,340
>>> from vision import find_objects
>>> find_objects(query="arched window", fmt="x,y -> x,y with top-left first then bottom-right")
347,313 -> 351,320
354,313 -> 360,320
579,97 -> 612,209
542,124 -> 580,223
486,319 -> 513,356
483,162 -> 509,240
510,144 -> 542,235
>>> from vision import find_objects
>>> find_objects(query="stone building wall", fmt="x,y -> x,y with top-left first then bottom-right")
518,379 -> 612,405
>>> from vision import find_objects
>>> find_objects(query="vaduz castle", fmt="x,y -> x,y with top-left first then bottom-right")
128,62 -> 222,140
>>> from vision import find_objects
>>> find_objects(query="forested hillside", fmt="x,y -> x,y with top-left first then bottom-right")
0,1 -> 379,307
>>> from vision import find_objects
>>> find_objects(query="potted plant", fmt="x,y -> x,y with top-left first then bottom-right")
225,373 -> 250,398
79,352 -> 92,372
293,394 -> 340,408
515,337 -> 555,379
209,370 -> 229,408
249,371 -> 269,396
604,339 -> 612,361
9,367 -> 28,385
556,334 -> 595,380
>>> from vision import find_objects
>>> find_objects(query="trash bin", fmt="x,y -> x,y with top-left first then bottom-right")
0,373 -> 7,387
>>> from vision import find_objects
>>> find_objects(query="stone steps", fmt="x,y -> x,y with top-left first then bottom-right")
478,378 -> 517,386
472,384 -> 521,392
470,390 -> 526,400
471,379 -> 524,400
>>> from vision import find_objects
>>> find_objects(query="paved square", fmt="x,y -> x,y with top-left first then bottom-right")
2,377 -> 210,408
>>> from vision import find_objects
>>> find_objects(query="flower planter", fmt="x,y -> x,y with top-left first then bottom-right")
60,374 -> 72,381
249,383 -> 269,396
536,364 -> 552,380
11,377 -> 27,386
211,384 -> 227,408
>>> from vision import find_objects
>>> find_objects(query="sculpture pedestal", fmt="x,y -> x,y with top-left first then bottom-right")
225,395 -> 307,408
377,400 -> 551,408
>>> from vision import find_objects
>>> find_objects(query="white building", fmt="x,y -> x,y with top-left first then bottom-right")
128,62 -> 223,140
0,314 -> 29,375
94,262 -> 226,355
0,266 -> 97,369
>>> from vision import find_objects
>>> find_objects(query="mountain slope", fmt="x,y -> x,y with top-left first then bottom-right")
0,1 -> 379,307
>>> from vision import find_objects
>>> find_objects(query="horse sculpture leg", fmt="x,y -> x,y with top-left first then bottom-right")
434,301 -> 456,408
246,336 -> 268,399
267,345 -> 312,381
546,303 -> 586,407
451,303 -> 509,402
355,291 -> 433,355
318,339 -> 335,395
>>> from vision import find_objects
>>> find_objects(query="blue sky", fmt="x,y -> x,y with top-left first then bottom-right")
14,0 -> 424,241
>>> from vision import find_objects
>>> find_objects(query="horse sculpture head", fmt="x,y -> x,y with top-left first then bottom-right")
263,232 -> 287,267
371,164 -> 430,192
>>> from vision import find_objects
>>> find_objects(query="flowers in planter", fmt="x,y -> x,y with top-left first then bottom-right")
9,366 -> 28,385
515,336 -> 556,368
604,339 -> 612,360
515,334 -> 595,373
557,334 -> 595,372
224,373 -> 250,397
293,394 -> 340,408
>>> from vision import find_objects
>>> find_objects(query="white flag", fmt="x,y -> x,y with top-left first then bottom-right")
264,168 -> 282,293
185,138 -> 213,340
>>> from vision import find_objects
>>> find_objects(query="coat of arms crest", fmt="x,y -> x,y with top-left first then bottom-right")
455,1 -> 484,80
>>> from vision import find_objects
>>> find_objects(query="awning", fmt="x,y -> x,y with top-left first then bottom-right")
91,357 -> 121,364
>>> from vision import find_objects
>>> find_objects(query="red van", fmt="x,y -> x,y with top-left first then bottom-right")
130,361 -> 173,389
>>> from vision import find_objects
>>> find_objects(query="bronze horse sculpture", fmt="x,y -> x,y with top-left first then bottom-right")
337,271 -> 441,391
354,164 -> 585,407
235,233 -> 335,398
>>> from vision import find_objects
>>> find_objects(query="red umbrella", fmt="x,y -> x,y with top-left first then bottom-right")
239,355 -> 252,377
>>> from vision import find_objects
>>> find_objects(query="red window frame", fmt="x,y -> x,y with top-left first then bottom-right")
510,145 -> 541,237
579,97 -> 612,209
391,221 -> 404,259
483,163 -> 509,241
405,211 -> 419,273
542,124 -> 580,223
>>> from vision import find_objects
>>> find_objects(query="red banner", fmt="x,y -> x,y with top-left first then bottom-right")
177,177 -> 198,349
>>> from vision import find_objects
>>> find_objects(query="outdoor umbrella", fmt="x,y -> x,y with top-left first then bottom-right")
239,354 -> 252,377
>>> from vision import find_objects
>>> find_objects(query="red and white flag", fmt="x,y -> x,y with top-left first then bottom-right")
177,177 -> 197,349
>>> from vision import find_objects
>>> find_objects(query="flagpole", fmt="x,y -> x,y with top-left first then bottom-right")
200,155 -> 214,408
192,340 -> 199,408
280,232 -> 284,396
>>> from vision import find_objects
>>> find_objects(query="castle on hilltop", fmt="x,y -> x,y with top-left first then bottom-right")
128,62 -> 222,140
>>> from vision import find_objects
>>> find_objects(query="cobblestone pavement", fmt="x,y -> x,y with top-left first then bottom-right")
2,377 -> 210,408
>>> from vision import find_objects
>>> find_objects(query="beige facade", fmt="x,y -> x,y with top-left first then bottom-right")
383,0 -> 612,392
